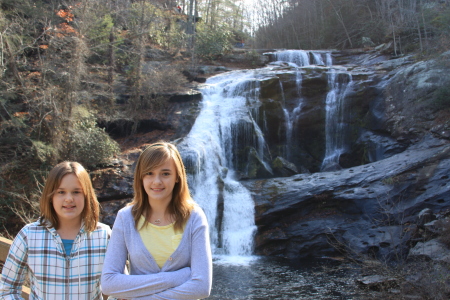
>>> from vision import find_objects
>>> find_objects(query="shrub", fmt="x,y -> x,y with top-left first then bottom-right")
31,140 -> 57,164
67,106 -> 120,167
139,64 -> 188,112
154,19 -> 186,52
195,25 -> 233,60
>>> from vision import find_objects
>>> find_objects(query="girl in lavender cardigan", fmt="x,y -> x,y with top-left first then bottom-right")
101,142 -> 212,300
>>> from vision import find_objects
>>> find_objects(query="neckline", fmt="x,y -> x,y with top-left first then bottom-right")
139,215 -> 174,229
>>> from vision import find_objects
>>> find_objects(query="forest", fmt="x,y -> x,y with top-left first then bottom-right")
0,0 -> 449,235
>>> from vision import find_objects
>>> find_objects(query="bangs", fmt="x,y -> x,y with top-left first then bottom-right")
139,150 -> 173,178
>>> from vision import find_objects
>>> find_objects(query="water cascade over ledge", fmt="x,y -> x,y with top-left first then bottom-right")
321,70 -> 353,171
179,50 -> 358,261
177,49 -> 354,263
178,70 -> 270,263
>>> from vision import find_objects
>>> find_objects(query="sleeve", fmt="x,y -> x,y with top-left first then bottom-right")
149,209 -> 213,300
0,228 -> 29,300
101,211 -> 191,299
101,224 -> 120,300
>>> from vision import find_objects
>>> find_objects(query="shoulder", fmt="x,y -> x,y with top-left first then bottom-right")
94,222 -> 112,234
191,204 -> 205,216
19,221 -> 48,236
118,205 -> 133,216
11,221 -> 49,248
86,222 -> 113,242
189,205 -> 208,225
111,205 -> 135,230
115,205 -> 134,222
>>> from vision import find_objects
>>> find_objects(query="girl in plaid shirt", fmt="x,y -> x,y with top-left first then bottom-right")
0,161 -> 113,300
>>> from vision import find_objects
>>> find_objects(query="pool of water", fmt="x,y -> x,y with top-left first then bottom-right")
207,256 -> 371,299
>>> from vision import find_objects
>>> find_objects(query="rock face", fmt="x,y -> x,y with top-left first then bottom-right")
243,136 -> 450,259
92,153 -> 137,224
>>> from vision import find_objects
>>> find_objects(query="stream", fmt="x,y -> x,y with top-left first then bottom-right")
207,257 -> 372,299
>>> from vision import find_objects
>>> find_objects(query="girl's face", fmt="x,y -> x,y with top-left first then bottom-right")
52,174 -> 85,225
143,158 -> 178,206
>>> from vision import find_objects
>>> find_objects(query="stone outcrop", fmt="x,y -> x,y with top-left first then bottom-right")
242,136 -> 450,260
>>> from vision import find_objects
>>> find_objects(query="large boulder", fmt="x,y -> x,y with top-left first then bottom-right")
243,138 -> 450,260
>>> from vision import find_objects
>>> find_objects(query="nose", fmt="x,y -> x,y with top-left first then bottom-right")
64,193 -> 74,202
154,175 -> 163,184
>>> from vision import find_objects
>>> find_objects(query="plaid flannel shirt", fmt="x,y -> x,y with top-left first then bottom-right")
0,221 -> 112,300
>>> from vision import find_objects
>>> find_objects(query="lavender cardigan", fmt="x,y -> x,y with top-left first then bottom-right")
101,205 -> 212,299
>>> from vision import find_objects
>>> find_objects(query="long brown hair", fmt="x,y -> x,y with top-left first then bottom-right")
130,142 -> 194,231
39,161 -> 99,232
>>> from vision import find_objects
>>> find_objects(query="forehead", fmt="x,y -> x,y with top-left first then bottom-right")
58,173 -> 82,187
152,158 -> 176,170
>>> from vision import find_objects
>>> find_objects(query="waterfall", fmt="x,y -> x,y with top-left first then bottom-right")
321,69 -> 353,171
178,70 -> 266,263
270,50 -> 355,171
273,49 -> 310,66
176,50 -> 354,263
325,52 -> 333,66
278,80 -> 292,160
271,49 -> 332,67
312,52 -> 325,65
281,70 -> 304,161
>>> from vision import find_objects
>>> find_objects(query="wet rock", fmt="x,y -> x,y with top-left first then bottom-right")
91,167 -> 134,202
384,51 -> 450,142
417,208 -> 436,226
375,55 -> 415,71
244,147 -> 273,179
168,89 -> 202,102
272,156 -> 299,177
355,275 -> 398,291
424,219 -> 449,235
408,239 -> 450,264
243,142 -> 450,260
100,198 -> 131,226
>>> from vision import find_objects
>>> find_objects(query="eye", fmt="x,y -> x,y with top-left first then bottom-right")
58,191 -> 65,194
145,172 -> 153,176
73,191 -> 81,194
163,172 -> 171,176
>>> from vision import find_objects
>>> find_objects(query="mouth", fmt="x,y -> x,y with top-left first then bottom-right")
62,205 -> 76,210
151,188 -> 165,192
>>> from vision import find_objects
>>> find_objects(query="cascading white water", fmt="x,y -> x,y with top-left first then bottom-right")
312,52 -> 325,65
177,50 -> 353,264
178,70 -> 269,263
272,50 -> 331,161
321,69 -> 353,171
325,52 -> 333,66
279,80 -> 293,159
274,49 -> 310,67
272,49 -> 331,67
272,50 -> 354,170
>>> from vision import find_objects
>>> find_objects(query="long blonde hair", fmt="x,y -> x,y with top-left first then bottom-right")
130,142 -> 194,231
39,161 -> 99,232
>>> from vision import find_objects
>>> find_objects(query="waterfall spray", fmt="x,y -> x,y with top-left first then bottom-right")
178,70 -> 270,263
321,70 -> 353,171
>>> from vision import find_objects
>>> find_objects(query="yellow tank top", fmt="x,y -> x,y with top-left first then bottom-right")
138,216 -> 184,268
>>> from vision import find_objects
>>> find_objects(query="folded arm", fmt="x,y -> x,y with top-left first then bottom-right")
101,212 -> 191,299
149,209 -> 213,300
